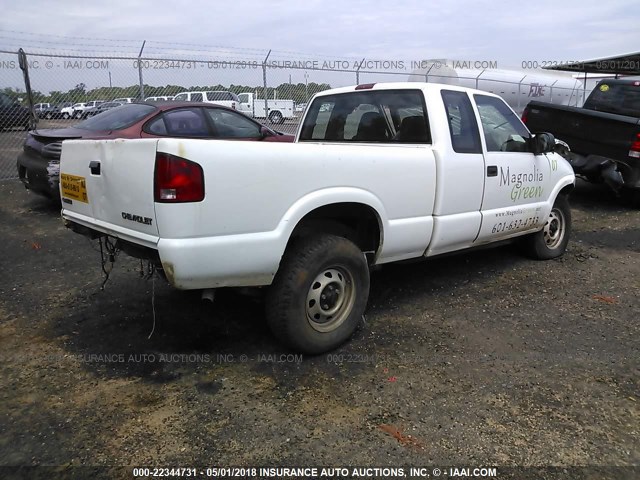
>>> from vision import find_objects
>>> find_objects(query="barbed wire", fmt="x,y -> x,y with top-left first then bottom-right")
0,30 -> 366,63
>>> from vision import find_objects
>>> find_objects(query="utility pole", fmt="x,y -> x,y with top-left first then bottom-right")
137,40 -> 146,100
262,50 -> 271,121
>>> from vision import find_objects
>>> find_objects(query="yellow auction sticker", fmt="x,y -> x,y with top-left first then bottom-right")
599,84 -> 610,92
60,173 -> 89,203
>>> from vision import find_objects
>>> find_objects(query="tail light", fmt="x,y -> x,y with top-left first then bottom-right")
154,152 -> 204,203
630,133 -> 640,159
521,106 -> 529,124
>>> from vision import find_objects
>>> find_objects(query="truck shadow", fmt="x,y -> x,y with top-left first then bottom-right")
570,178 -> 632,212
49,242 -> 531,385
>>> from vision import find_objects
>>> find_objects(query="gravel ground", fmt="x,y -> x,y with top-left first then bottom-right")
0,178 -> 638,479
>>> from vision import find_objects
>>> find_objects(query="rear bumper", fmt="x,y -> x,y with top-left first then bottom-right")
62,214 -> 282,290
17,151 -> 60,199
565,151 -> 640,191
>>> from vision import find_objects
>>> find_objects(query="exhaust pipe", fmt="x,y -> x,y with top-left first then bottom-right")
201,289 -> 216,303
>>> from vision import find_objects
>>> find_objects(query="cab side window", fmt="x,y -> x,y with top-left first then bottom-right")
149,108 -> 210,137
441,90 -> 482,153
299,90 -> 430,143
204,108 -> 261,138
474,95 -> 531,152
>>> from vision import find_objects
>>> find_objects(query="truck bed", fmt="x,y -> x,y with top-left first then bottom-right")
524,101 -> 639,159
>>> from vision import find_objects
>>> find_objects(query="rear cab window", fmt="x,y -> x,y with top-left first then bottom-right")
299,89 -> 431,143
584,82 -> 640,117
440,90 -> 482,153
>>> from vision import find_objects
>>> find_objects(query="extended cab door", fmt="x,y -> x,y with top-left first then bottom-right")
472,94 -> 551,243
425,89 -> 485,256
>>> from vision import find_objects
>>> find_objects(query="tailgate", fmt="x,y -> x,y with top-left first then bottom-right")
60,138 -> 160,247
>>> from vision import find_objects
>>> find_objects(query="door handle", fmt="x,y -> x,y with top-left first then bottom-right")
487,165 -> 498,177
89,160 -> 101,175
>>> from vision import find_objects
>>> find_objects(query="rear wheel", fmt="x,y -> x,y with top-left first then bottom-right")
266,234 -> 370,354
62,112 -> 70,120
269,111 -> 284,124
521,194 -> 571,260
74,111 -> 83,119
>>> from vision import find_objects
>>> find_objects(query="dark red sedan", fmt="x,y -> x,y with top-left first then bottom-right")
17,101 -> 294,201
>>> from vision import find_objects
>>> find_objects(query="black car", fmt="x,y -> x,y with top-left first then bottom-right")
0,92 -> 30,130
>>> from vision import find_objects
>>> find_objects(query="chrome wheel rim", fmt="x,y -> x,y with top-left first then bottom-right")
544,208 -> 565,249
306,267 -> 355,333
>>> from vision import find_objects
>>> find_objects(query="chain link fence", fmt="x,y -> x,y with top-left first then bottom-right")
1,48 -> 590,181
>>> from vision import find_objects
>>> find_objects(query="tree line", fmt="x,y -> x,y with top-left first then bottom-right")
2,81 -> 332,105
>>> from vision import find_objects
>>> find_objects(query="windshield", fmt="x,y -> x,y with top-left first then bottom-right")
75,104 -> 157,131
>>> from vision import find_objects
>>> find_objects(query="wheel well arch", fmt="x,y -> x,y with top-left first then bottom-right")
560,183 -> 574,196
287,202 -> 383,262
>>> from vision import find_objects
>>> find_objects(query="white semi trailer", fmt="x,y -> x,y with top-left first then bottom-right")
409,60 -> 587,114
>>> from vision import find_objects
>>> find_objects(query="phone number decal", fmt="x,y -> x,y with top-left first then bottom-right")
491,215 -> 540,234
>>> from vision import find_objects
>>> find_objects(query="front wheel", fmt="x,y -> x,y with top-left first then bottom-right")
266,234 -> 370,354
521,194 -> 571,260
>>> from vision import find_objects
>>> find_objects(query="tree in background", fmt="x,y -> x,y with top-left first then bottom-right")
22,81 -> 333,105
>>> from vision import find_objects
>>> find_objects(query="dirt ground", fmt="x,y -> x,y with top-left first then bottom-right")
0,178 -> 638,478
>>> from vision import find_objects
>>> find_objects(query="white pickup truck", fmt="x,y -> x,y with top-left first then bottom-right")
237,92 -> 295,124
60,82 -> 575,353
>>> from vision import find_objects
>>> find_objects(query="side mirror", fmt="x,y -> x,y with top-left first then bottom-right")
531,132 -> 556,155
260,126 -> 273,139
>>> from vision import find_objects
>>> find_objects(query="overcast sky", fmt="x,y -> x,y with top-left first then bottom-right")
0,0 -> 638,92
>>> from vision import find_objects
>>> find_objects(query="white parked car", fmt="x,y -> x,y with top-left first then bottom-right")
145,96 -> 174,102
84,100 -> 104,109
112,97 -> 136,104
62,103 -> 88,119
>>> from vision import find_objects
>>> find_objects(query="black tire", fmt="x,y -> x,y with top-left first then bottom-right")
521,194 -> 571,260
62,112 -> 70,120
269,111 -> 283,125
74,111 -> 83,119
266,234 -> 370,354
